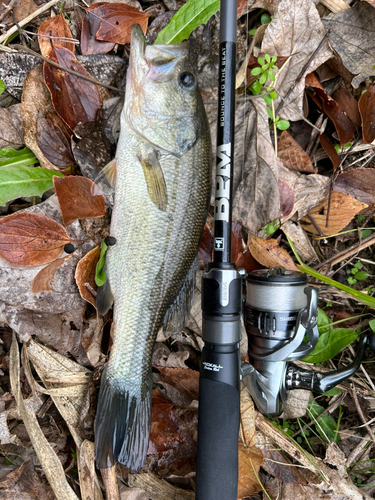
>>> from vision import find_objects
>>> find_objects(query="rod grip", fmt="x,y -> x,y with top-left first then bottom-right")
195,378 -> 240,500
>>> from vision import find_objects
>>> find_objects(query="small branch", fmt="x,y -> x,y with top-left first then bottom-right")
0,0 -> 18,24
315,232 -> 375,270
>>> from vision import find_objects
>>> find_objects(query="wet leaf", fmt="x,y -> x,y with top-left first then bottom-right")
0,105 -> 24,149
157,367 -> 199,403
0,166 -> 63,207
238,441 -> 263,499
319,134 -> 340,172
248,235 -> 298,271
43,47 -> 102,131
38,13 -> 75,58
80,6 -> 115,55
0,212 -> 71,266
300,191 -> 368,236
261,0 -> 333,121
95,3 -> 148,45
278,179 -> 295,217
36,110 -> 75,169
322,2 -> 375,88
30,254 -> 73,293
53,176 -> 106,226
358,84 -> 375,144
305,73 -> 355,146
333,168 -> 375,206
75,245 -> 100,308
278,131 -> 316,174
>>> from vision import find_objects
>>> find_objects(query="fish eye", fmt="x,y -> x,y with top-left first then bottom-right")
179,72 -> 196,89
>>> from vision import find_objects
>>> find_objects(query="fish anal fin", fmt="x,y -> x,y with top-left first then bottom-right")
92,158 -> 117,196
139,151 -> 168,212
163,257 -> 197,338
96,272 -> 114,316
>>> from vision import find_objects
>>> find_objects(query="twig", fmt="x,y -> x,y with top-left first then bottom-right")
0,0 -> 60,44
10,10 -> 30,46
100,466 -> 120,500
347,435 -> 373,468
307,213 -> 325,237
0,0 -> 17,24
350,382 -> 375,444
11,44 -> 125,93
315,232 -> 375,270
306,114 -> 325,156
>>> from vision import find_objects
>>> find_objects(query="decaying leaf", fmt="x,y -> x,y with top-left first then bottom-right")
358,84 -> 375,144
261,0 -> 333,121
0,105 -> 24,149
277,131 -> 316,174
322,2 -> 375,88
332,88 -> 361,128
38,13 -> 75,58
78,440 -> 104,500
128,473 -> 194,500
197,223 -> 212,264
94,2 -> 148,45
238,441 -> 263,499
248,234 -> 298,271
279,179 -> 295,217
53,176 -> 106,226
319,133 -> 340,172
157,367 -> 199,402
305,73 -> 355,146
30,254 -> 73,293
36,110 -> 75,169
43,47 -> 102,131
333,168 -> 375,206
75,245 -> 100,308
300,191 -> 368,236
0,52 -> 39,100
233,98 -> 280,234
0,212 -> 71,266
0,458 -> 55,498
152,343 -> 189,369
81,6 -> 116,55
240,383 -> 256,448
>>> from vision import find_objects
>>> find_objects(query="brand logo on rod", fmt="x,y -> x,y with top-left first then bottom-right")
215,142 -> 231,223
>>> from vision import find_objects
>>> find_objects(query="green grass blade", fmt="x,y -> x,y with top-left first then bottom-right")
155,0 -> 220,44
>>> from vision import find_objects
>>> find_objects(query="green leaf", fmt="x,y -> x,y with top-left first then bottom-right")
259,72 -> 267,85
258,57 -> 265,66
0,153 -> 38,168
0,147 -> 34,158
265,53 -> 270,63
370,319 -> 375,333
0,166 -> 63,206
302,327 -> 358,364
355,262 -> 363,269
155,0 -> 220,44
354,271 -> 369,281
95,239 -> 108,287
318,309 -> 332,334
361,229 -> 372,239
251,67 -> 262,76
266,106 -> 273,120
272,55 -> 277,63
249,28 -> 257,35
308,400 -> 339,443
334,144 -> 340,153
268,71 -> 276,82
276,119 -> 290,130
0,80 -> 5,95
323,387 -> 341,397
347,277 -> 357,285
270,90 -> 277,99
252,81 -> 262,94
260,13 -> 271,25
263,94 -> 272,105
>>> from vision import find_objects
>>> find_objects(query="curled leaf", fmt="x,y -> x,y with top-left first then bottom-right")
37,110 -> 74,169
75,245 -> 100,308
38,13 -> 75,57
31,254 -> 73,293
95,3 -> 148,45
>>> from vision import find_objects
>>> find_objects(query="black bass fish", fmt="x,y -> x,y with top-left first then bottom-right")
94,24 -> 211,471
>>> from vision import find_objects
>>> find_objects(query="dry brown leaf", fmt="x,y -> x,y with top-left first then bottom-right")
240,383 -> 256,448
30,254 -> 73,293
237,441 -> 263,499
279,179 -> 295,218
80,6 -> 115,56
0,212 -> 71,266
332,88 -> 361,128
261,0 -> 333,121
0,104 -> 24,149
358,84 -> 375,144
36,110 -> 75,169
301,191 -> 368,236
248,234 -> 298,271
53,176 -> 106,226
333,168 -> 375,206
319,133 -> 340,172
75,245 -> 100,308
277,131 -> 316,173
78,440 -> 104,500
157,367 -> 199,403
95,3 -> 148,45
38,13 -> 75,58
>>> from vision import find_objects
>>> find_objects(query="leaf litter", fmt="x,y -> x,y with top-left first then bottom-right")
2,0 -> 375,498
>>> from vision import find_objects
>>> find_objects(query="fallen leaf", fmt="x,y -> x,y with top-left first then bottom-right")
21,65 -> 60,170
152,343 -> 189,369
305,73 -> 355,146
75,245 -> 100,308
233,98 -> 280,234
53,176 -> 106,226
333,168 -> 375,206
237,441 -> 263,499
364,0 -> 375,6
94,3 -> 148,45
231,222 -> 244,263
81,7 -> 115,55
319,133 -> 340,172
43,47 -> 102,131
358,84 -> 375,144
325,309 -> 359,328
0,105 -> 24,149
157,367 -> 199,403
0,212 -> 71,266
0,458 -> 55,498
149,390 -> 176,454
197,223 -> 212,264
240,383 -> 256,448
261,0 -> 333,121
277,131 -> 316,173
301,191 -> 368,236
36,110 -> 75,169
128,473 -> 194,499
237,0 -> 247,17
332,88 -> 361,128
248,234 -> 298,271
0,52 -> 39,100
78,440 -> 104,500
279,179 -> 295,217
30,254 -> 73,293
38,13 -> 75,58
322,2 -> 375,88
262,447 -> 308,484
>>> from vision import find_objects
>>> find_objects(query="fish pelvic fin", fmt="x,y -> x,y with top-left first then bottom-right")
95,367 -> 152,472
138,150 -> 168,212
92,158 -> 117,196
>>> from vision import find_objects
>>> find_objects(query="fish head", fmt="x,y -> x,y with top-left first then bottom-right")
125,24 -> 203,156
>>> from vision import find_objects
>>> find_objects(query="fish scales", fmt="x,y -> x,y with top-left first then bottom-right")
95,24 -> 211,471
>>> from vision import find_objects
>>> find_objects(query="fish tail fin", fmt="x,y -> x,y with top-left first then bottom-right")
95,367 -> 152,472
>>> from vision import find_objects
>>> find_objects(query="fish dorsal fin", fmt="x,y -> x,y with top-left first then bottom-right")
92,158 -> 117,196
138,150 -> 168,212
163,257 -> 196,338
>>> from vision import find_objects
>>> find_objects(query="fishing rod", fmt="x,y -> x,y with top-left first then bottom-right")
195,1 -> 242,499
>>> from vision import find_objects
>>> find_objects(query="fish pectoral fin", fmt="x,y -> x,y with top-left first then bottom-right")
139,151 -> 168,212
92,158 -> 117,195
96,273 -> 114,315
